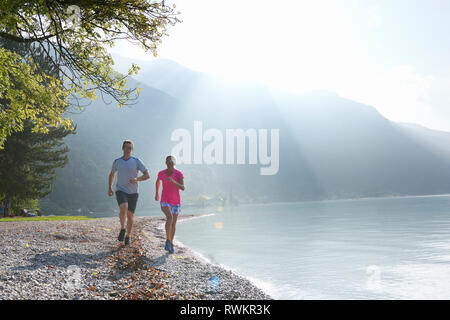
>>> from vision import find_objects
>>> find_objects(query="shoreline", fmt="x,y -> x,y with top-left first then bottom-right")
155,214 -> 217,266
38,193 -> 450,218
170,214 -> 277,296
143,214 -> 273,300
0,216 -> 273,300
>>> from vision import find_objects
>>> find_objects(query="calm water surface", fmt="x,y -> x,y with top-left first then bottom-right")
173,195 -> 450,299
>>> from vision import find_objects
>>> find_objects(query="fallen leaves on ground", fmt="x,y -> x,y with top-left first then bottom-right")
100,223 -> 181,300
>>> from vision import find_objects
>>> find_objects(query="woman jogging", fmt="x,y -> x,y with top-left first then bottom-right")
155,155 -> 185,254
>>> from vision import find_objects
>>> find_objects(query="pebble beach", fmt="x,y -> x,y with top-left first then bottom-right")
0,215 -> 273,300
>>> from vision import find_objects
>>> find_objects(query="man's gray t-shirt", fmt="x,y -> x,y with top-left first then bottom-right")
111,156 -> 148,194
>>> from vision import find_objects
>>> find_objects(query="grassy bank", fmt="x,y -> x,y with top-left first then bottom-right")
0,216 -> 97,222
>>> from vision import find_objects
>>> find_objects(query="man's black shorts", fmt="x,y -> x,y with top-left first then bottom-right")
115,191 -> 139,213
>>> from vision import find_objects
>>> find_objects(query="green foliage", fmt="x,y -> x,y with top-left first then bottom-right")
11,198 -> 39,213
0,0 -> 181,147
0,47 -> 71,147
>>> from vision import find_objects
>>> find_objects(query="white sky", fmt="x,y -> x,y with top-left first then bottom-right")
109,0 -> 450,132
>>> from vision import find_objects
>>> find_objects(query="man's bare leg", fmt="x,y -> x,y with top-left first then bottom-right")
119,203 -> 128,230
126,210 -> 134,237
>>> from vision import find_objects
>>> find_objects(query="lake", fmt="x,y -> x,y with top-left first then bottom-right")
172,195 -> 450,299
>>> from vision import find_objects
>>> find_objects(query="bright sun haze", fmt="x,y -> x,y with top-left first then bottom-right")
109,0 -> 450,132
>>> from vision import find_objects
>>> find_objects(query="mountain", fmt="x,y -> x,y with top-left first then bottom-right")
41,56 -> 450,214
396,122 -> 450,161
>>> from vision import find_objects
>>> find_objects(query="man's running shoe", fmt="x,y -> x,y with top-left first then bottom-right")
124,236 -> 130,245
118,229 -> 126,242
165,239 -> 171,251
168,241 -> 174,254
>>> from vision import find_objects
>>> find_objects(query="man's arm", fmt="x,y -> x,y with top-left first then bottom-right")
108,171 -> 115,196
141,170 -> 150,181
130,170 -> 150,184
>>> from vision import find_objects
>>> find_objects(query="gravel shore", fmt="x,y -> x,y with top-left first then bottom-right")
0,215 -> 272,300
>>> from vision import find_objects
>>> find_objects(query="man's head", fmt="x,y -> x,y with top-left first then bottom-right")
122,140 -> 134,156
166,155 -> 176,168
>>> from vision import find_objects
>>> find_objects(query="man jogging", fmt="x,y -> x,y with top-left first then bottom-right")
108,140 -> 150,245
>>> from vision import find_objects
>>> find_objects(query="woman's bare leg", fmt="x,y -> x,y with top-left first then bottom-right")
161,206 -> 173,241
170,213 -> 179,242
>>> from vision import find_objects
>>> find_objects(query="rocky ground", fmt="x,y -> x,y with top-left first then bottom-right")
0,215 -> 272,300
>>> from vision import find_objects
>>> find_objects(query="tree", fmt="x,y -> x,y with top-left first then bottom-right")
0,0 -> 181,147
0,120 -> 74,216
0,36 -> 74,216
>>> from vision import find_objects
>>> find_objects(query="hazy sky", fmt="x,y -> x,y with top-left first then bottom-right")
109,0 -> 450,132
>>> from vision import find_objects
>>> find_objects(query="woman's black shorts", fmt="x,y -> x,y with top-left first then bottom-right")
115,191 -> 139,213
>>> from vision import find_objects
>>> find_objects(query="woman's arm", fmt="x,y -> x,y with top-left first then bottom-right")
168,177 -> 185,191
155,177 -> 161,201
